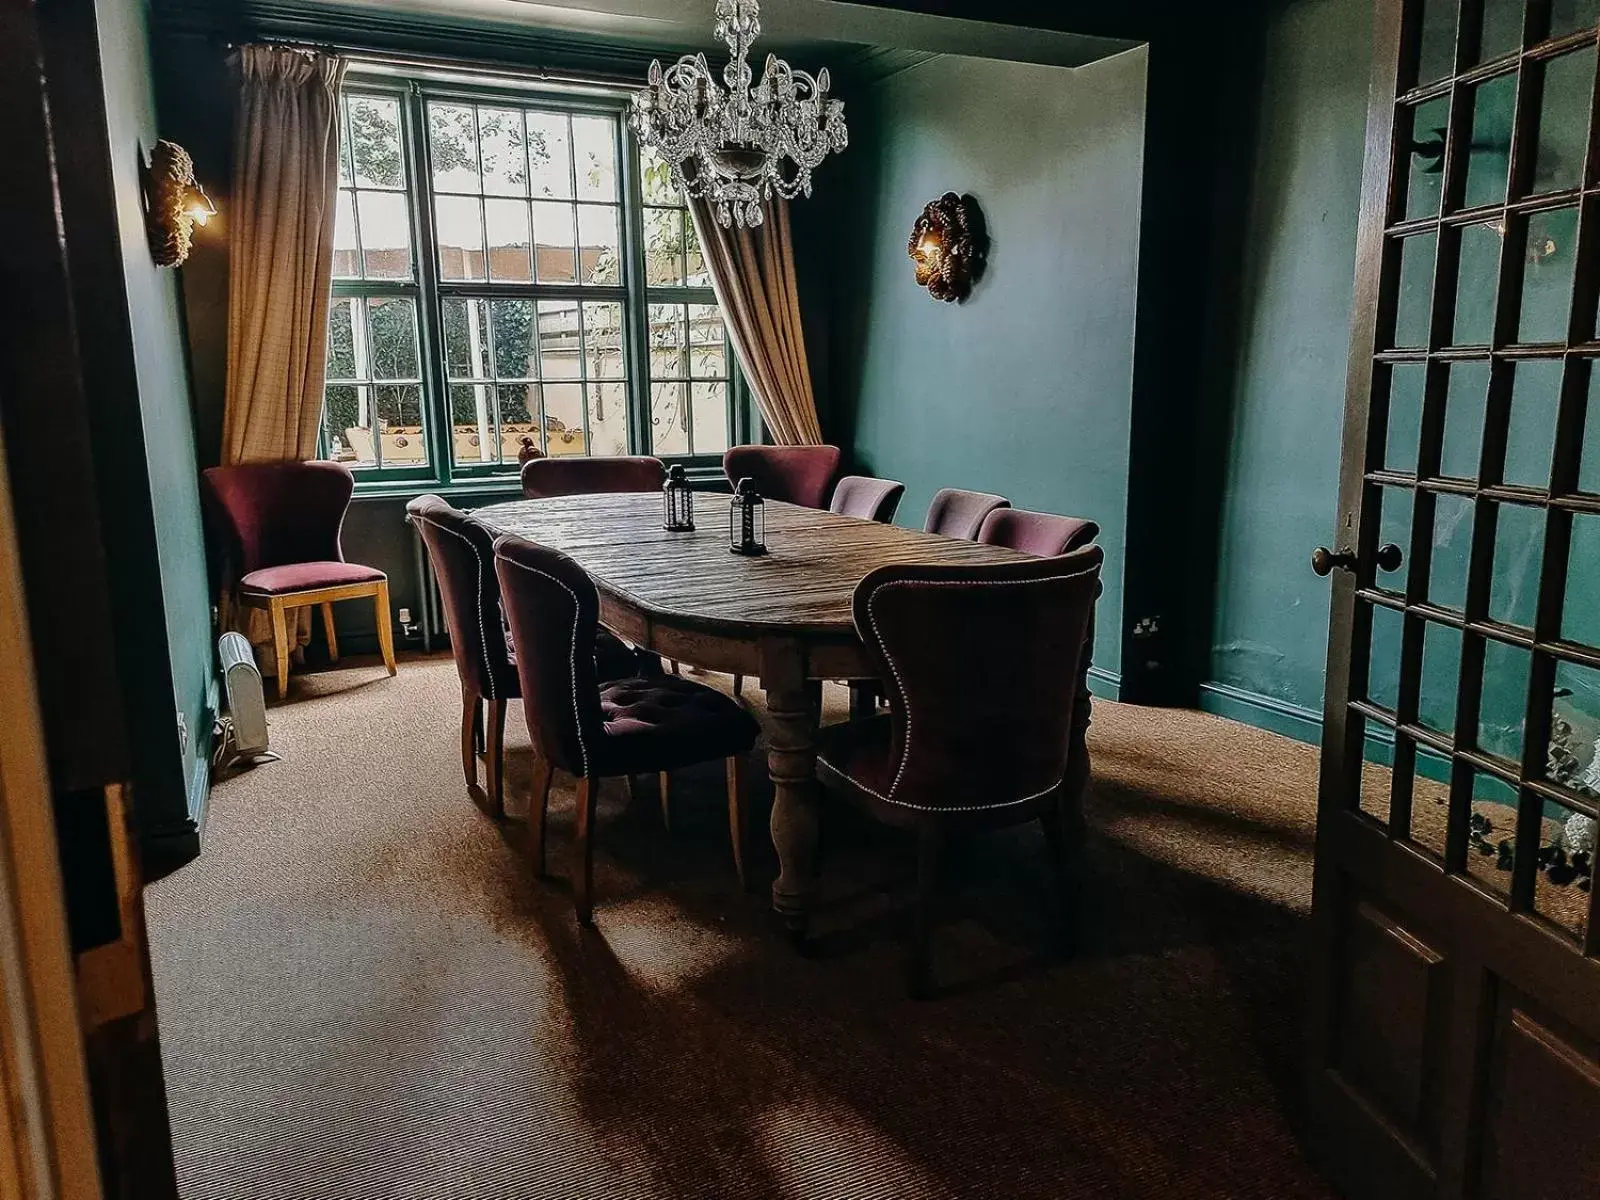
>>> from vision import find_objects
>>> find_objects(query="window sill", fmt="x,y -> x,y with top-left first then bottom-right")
348,462 -> 730,504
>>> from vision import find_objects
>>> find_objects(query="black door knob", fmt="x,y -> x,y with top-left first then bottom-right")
1312,547 -> 1359,577
1376,543 -> 1404,573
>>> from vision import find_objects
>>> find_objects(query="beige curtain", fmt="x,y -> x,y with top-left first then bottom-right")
222,44 -> 346,466
688,196 -> 824,446
220,44 -> 345,664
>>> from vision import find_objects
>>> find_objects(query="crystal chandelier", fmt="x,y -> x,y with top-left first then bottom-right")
628,0 -> 847,229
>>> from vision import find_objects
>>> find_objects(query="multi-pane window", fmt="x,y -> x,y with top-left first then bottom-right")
322,77 -> 748,480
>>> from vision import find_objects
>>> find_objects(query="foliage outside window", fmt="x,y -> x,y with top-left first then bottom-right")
322,77 -> 747,484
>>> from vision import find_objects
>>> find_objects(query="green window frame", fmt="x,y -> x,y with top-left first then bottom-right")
322,71 -> 756,491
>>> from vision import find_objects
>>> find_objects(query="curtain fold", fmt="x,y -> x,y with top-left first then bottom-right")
222,44 -> 346,467
220,45 -> 346,664
687,196 -> 824,447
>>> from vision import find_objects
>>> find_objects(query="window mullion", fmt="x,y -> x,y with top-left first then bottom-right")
407,82 -> 452,487
621,126 -> 653,456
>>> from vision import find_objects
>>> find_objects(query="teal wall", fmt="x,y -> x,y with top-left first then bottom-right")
823,49 -> 1149,680
93,0 -> 215,846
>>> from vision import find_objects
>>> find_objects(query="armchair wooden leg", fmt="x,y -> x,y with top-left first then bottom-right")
575,776 -> 599,925
909,828 -> 942,1000
321,602 -> 339,663
658,771 -> 671,831
726,755 -> 747,889
1040,800 -> 1076,958
529,755 -> 554,876
269,598 -> 291,700
374,580 -> 398,677
460,686 -> 480,790
485,698 -> 507,817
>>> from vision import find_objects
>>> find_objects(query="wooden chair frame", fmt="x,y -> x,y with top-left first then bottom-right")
237,579 -> 397,698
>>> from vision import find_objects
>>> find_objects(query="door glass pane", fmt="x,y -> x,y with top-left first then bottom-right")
1582,369 -> 1600,493
357,192 -> 412,280
1479,638 -> 1533,760
532,201 -> 577,283
1417,0 -> 1460,85
1429,493 -> 1476,610
1504,359 -> 1562,486
1463,74 -> 1517,208
1386,364 -> 1427,472
525,112 -> 572,199
1453,222 -> 1502,345
1358,737 -> 1399,826
1479,0 -> 1524,61
1368,602 -> 1406,711
1518,207 -> 1579,342
429,104 -> 480,193
1464,771 -> 1518,900
1532,52 -> 1596,195
1420,621 -> 1464,734
1551,661 -> 1600,791
577,205 -> 621,285
435,195 -> 485,281
1409,758 -> 1453,858
1379,486 -> 1416,582
1395,233 -> 1438,348
1563,514 -> 1600,647
1441,361 -> 1490,477
1489,502 -> 1545,627
1533,795 -> 1593,944
1549,0 -> 1600,38
477,108 -> 528,196
485,198 -> 533,282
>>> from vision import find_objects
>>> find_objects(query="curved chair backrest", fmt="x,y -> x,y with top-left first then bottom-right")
492,534 -> 606,777
829,475 -> 906,524
407,495 -> 515,702
722,444 -> 842,509
923,488 -> 1010,541
852,548 -> 1103,816
521,455 -> 666,500
977,508 -> 1100,556
201,460 -> 354,576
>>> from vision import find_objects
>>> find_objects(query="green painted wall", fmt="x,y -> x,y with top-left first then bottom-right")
823,49 -> 1149,679
93,0 -> 216,844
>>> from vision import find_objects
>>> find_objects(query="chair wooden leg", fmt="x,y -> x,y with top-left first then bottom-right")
269,598 -> 291,699
849,681 -> 877,722
575,776 -> 599,925
485,698 -> 507,817
374,580 -> 398,677
726,755 -> 747,889
460,686 -> 480,790
321,601 -> 339,663
670,659 -> 681,675
1040,801 -> 1076,957
658,771 -> 672,831
732,673 -> 743,697
909,828 -> 942,1000
529,755 -> 554,876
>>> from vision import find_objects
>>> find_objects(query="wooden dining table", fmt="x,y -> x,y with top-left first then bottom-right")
473,491 -> 1037,936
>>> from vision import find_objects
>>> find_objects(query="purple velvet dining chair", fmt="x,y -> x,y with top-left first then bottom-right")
494,534 -> 762,920
722,444 -> 842,510
521,455 -> 667,499
815,547 -> 1104,997
828,475 -> 906,524
977,508 -> 1100,556
406,495 -> 636,817
201,460 -> 395,698
922,487 -> 1011,541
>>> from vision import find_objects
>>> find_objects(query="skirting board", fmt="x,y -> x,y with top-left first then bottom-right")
1198,680 -> 1452,783
1086,667 -> 1121,702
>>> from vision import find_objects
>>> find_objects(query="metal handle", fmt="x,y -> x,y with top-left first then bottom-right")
1376,543 -> 1404,573
1312,544 -> 1405,577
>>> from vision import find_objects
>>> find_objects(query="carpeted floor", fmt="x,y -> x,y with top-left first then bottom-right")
146,653 -> 1334,1199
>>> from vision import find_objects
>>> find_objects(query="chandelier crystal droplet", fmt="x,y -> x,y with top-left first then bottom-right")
629,0 -> 848,229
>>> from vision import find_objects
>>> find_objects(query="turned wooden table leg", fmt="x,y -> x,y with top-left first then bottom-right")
764,669 -> 821,940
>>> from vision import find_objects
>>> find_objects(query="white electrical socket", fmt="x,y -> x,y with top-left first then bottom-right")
398,607 -> 413,624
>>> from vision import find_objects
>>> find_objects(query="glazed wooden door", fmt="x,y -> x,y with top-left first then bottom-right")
1311,1 -> 1600,1196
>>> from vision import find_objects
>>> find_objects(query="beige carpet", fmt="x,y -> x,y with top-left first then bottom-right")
146,653 -> 1333,1199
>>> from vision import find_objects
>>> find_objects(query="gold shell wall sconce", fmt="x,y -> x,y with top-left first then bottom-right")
141,140 -> 216,268
908,192 -> 987,303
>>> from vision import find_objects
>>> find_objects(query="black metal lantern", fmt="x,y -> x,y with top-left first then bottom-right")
728,477 -> 766,556
662,463 -> 695,531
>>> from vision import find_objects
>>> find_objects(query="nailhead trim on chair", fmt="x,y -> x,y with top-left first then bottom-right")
414,513 -> 498,702
497,556 -> 590,778
835,575 -> 1072,813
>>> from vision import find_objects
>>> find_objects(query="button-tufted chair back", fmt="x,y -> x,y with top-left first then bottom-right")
520,455 -> 666,500
852,548 -> 1103,816
922,488 -> 1010,541
722,444 -> 842,509
977,508 -> 1100,557
493,535 -> 606,776
407,495 -> 516,703
201,460 -> 355,579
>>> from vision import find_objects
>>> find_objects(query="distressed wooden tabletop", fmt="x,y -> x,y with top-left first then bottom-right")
472,493 -> 1027,637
